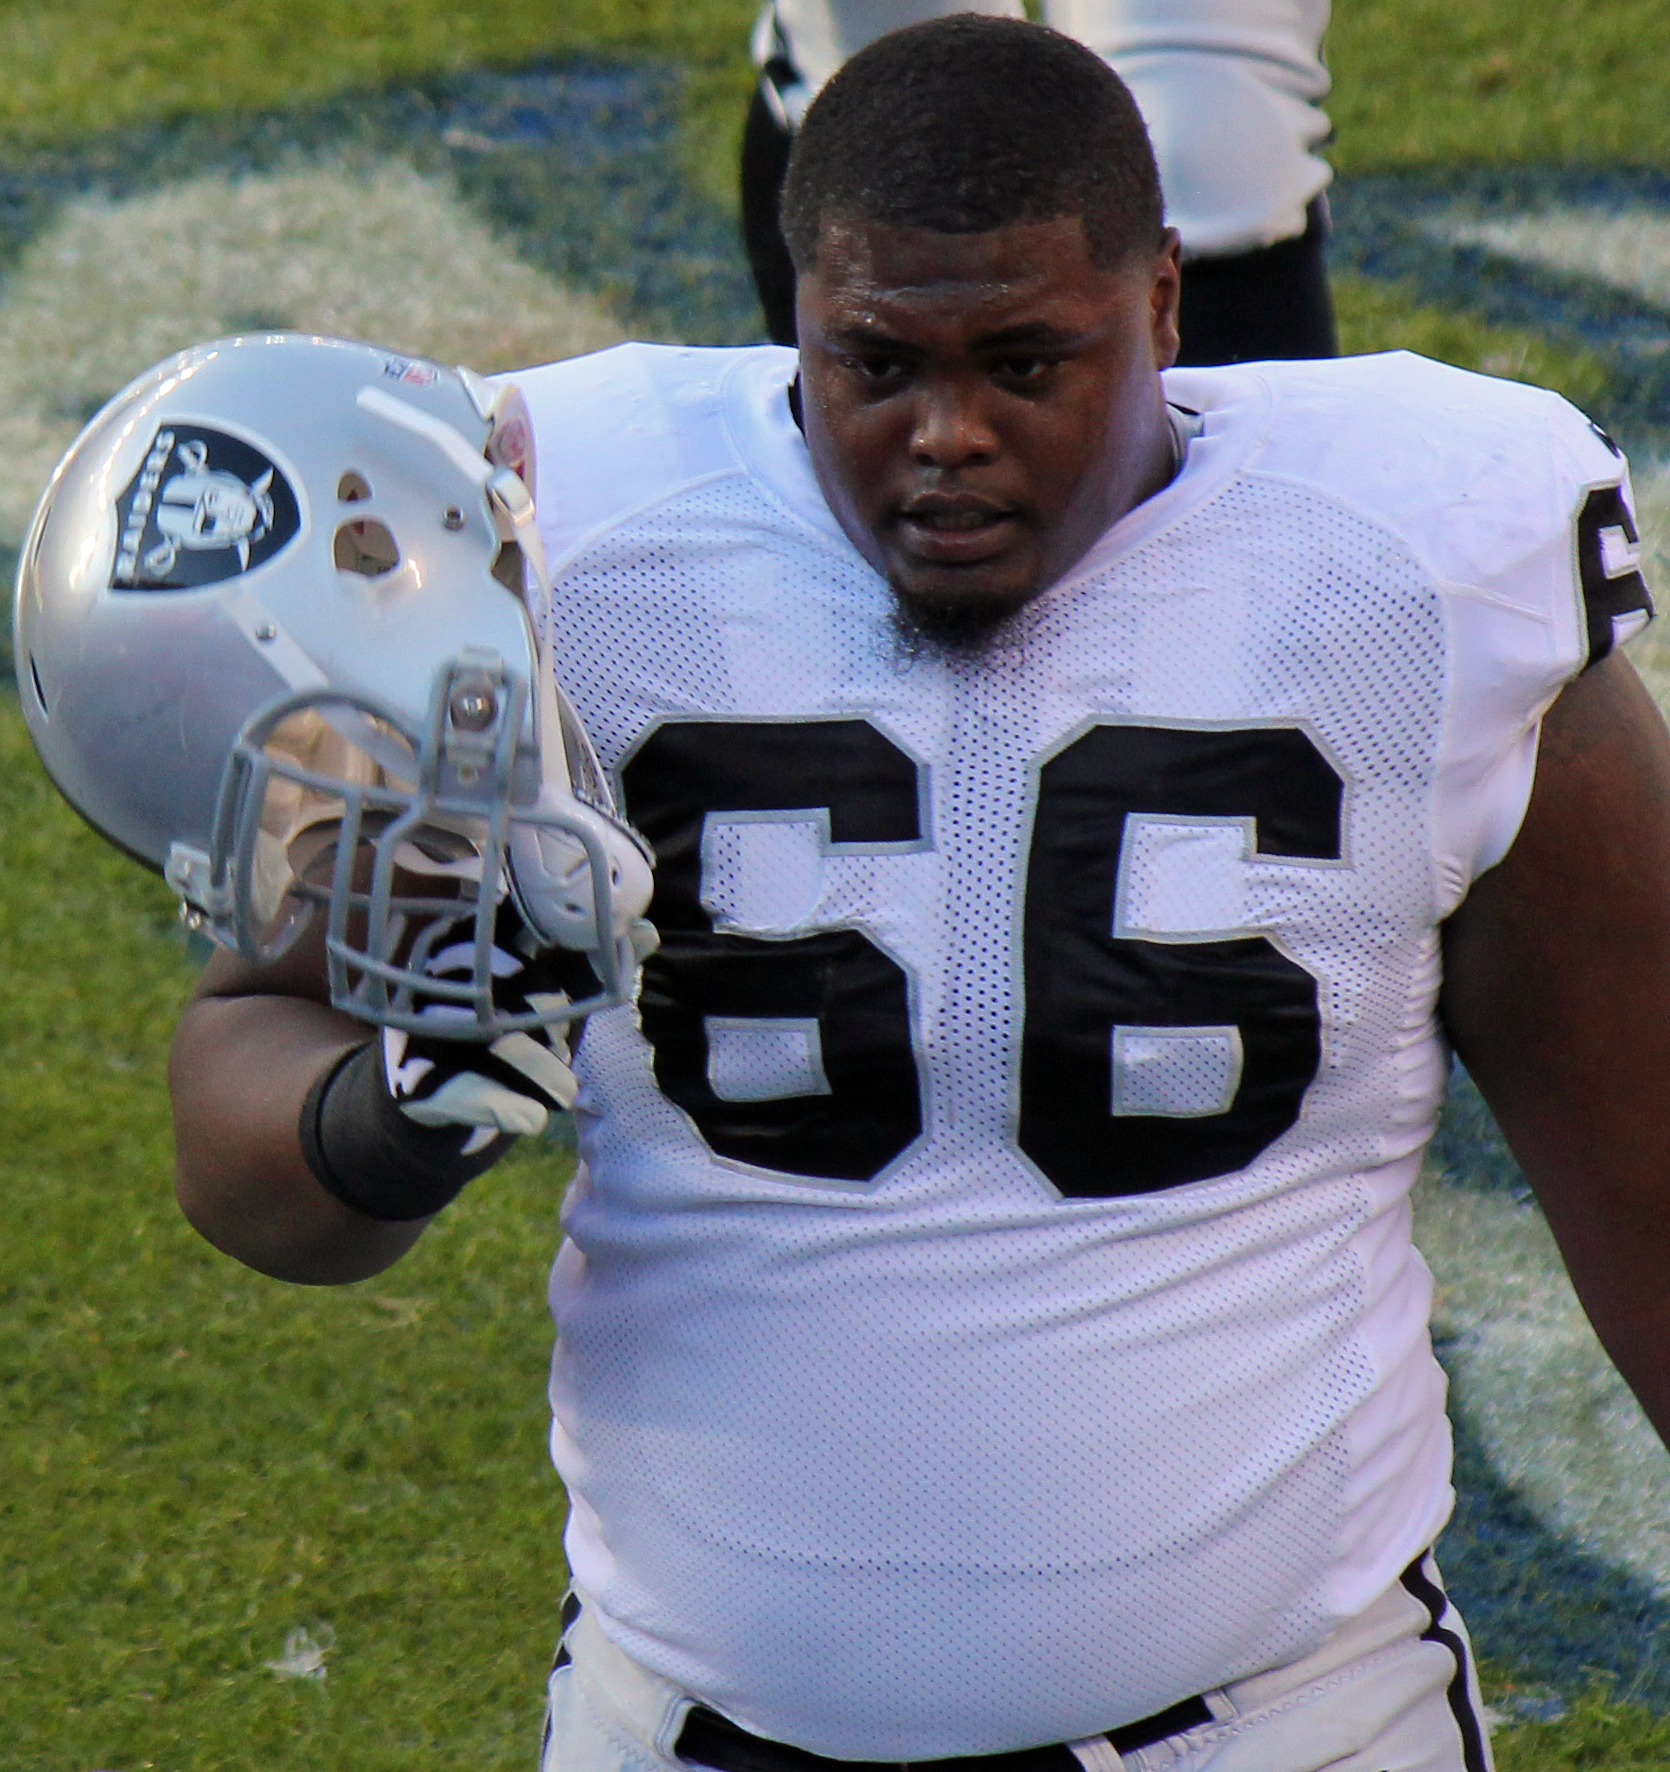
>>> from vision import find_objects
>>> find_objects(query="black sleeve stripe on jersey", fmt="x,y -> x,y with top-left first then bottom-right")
1589,419 -> 1623,459
1577,483 -> 1653,667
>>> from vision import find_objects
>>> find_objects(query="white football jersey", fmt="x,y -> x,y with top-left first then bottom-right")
513,343 -> 1648,1759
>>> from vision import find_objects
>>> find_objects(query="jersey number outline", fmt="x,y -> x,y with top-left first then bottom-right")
621,719 -> 1342,1196
1576,481 -> 1653,665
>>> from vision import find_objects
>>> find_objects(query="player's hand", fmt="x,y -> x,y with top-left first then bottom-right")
380,905 -> 589,1143
298,905 -> 660,1223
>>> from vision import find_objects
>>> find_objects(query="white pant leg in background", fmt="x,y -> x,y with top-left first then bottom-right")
753,0 -> 1022,128
541,1555 -> 1492,1772
751,0 -> 1331,256
1044,0 -> 1330,254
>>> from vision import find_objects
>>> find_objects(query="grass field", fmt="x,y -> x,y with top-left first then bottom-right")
0,708 -> 573,1765
4,1 -> 1670,1767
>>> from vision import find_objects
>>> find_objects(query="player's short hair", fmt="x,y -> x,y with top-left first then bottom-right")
781,15 -> 1164,272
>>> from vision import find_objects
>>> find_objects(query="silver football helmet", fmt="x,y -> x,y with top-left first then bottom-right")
14,332 -> 654,1038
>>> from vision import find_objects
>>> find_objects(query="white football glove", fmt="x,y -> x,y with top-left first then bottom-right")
380,906 -> 589,1147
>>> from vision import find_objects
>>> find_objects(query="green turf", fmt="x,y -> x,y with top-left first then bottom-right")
0,0 -> 1659,207
0,0 -> 750,144
0,0 -> 1655,228
1332,274 -> 1616,411
1491,1684 -> 1670,1770
0,0 -> 760,215
0,0 -> 1653,239
0,700 -> 578,1769
1327,0 -> 1670,170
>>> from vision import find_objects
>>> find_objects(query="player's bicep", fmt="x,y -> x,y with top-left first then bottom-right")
1441,650 -> 1670,1193
189,913 -> 333,1007
1441,651 -> 1670,1444
173,899 -> 362,1171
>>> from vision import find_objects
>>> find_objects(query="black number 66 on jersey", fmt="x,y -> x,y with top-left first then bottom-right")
622,719 -> 1342,1198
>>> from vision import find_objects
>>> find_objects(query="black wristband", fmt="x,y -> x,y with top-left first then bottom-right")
299,1043 -> 515,1222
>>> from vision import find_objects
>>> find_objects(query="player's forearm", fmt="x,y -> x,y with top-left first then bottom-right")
1529,1169 -> 1670,1447
1443,653 -> 1670,1450
1455,1009 -> 1670,1441
169,992 -> 430,1285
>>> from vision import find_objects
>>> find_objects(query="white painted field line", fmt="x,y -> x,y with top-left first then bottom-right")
0,153 -> 626,556
1426,209 -> 1670,314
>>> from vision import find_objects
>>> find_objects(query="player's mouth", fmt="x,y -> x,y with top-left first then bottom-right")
894,493 -> 1021,565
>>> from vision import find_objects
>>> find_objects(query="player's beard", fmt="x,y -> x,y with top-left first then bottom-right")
886,577 -> 1040,661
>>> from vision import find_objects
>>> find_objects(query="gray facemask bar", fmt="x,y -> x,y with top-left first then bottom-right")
208,654 -> 638,1039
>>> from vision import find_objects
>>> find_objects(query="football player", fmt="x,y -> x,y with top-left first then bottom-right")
67,17 -> 1670,1772
743,0 -> 1335,363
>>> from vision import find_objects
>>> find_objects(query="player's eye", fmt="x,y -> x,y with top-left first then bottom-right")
844,352 -> 909,387
993,355 -> 1054,384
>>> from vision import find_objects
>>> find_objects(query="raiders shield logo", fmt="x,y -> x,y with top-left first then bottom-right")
111,425 -> 300,590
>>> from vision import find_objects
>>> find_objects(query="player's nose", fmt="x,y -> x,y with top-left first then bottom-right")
908,380 -> 998,471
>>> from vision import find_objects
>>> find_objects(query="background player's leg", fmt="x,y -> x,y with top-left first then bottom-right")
742,0 -> 1023,345
758,0 -> 1023,126
1042,0 -> 1336,361
1171,195 -> 1335,361
739,84 -> 798,346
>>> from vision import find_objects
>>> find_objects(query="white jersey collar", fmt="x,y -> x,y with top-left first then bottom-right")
1051,365 -> 1275,595
720,346 -> 854,554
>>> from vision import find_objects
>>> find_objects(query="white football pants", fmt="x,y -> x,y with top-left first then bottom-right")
541,1553 -> 1493,1772
751,0 -> 1332,256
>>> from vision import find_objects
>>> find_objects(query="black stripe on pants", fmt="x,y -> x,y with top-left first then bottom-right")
1400,1555 -> 1490,1772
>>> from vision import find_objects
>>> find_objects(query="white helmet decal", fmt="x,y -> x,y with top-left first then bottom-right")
112,424 -> 299,589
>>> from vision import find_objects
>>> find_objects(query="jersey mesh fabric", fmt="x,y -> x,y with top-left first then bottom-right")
518,344 -> 1608,1759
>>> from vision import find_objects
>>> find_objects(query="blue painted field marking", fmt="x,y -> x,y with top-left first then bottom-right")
1333,169 -> 1670,450
0,60 -> 758,348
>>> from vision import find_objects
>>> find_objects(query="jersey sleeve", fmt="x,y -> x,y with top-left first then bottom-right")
1433,389 -> 1653,910
1246,355 -> 1656,909
495,344 -> 777,572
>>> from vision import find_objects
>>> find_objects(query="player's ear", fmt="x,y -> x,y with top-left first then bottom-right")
1148,229 -> 1182,370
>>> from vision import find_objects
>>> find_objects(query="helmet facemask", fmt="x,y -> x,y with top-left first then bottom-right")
202,649 -> 648,1039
